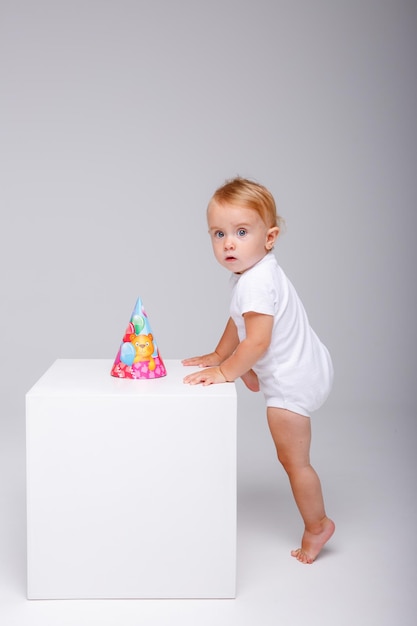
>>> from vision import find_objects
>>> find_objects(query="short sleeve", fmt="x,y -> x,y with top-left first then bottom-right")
234,265 -> 277,317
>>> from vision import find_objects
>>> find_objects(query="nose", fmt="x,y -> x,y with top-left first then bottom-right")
223,235 -> 235,250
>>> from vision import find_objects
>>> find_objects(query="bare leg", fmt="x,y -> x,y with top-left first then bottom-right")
241,369 -> 260,392
267,407 -> 335,563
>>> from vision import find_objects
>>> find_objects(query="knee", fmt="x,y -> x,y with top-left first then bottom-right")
276,450 -> 309,477
276,450 -> 294,474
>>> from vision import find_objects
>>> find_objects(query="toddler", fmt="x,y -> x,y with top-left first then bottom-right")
183,177 -> 335,564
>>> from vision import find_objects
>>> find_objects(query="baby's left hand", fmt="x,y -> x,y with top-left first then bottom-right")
183,366 -> 227,386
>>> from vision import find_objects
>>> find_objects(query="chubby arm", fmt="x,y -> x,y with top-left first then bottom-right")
219,312 -> 273,381
182,317 -> 239,367
183,312 -> 273,386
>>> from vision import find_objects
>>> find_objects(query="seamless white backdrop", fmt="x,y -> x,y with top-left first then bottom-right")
2,0 -> 416,426
0,1 -> 416,623
0,0 -> 416,541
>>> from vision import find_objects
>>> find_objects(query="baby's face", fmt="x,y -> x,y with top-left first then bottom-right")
207,201 -> 278,274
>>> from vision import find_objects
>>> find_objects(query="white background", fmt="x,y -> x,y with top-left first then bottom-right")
1,1 -> 416,624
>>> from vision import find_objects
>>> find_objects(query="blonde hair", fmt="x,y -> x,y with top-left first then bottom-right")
209,177 -> 283,229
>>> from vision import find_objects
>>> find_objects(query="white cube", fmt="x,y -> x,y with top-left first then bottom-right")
26,359 -> 237,599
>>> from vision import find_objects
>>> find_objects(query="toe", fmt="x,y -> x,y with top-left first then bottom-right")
291,548 -> 303,560
291,548 -> 313,564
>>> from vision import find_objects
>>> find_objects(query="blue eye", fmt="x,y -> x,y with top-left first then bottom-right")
237,228 -> 247,237
215,231 -> 225,238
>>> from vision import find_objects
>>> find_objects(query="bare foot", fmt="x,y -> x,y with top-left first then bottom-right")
241,369 -> 260,392
291,517 -> 335,564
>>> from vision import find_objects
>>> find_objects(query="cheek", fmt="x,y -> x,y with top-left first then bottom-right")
211,241 -> 224,260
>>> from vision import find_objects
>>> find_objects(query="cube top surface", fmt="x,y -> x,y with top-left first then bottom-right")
26,359 -> 237,399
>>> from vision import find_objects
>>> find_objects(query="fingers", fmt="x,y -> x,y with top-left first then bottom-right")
182,353 -> 220,367
183,370 -> 214,385
183,367 -> 226,386
183,372 -> 212,386
181,356 -> 206,367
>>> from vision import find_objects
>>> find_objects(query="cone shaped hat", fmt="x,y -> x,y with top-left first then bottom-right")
111,297 -> 167,379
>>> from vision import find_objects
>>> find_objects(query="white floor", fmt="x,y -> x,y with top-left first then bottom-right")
1,403 -> 416,626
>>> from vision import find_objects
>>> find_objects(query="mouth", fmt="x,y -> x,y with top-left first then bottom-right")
225,255 -> 237,262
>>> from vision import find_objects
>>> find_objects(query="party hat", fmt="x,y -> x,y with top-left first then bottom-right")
111,297 -> 167,379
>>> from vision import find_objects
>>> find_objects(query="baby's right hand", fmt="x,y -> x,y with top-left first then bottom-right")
181,352 -> 221,367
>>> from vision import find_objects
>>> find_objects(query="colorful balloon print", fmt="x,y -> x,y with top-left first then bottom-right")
132,314 -> 145,335
120,342 -> 135,366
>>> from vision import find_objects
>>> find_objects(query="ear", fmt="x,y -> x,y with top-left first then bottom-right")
265,226 -> 279,251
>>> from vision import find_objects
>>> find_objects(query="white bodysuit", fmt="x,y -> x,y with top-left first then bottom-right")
229,253 -> 333,417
